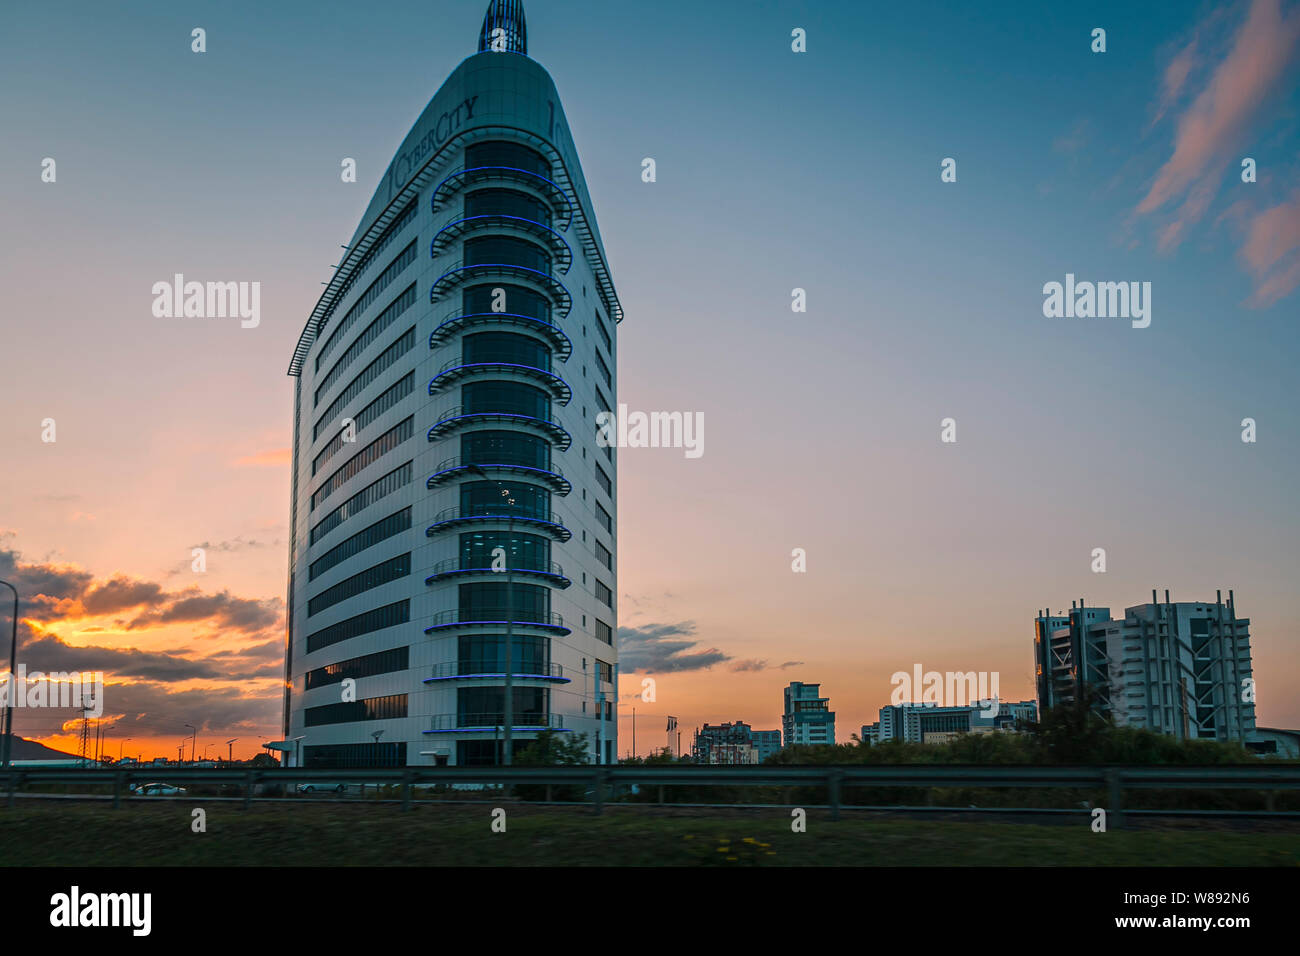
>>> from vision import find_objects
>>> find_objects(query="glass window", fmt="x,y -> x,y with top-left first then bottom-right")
458,530 -> 551,572
462,380 -> 549,420
458,581 -> 550,621
465,188 -> 552,226
465,141 -> 549,177
457,634 -> 550,674
464,236 -> 550,275
461,430 -> 549,470
463,331 -> 551,370
459,480 -> 549,520
462,283 -> 550,321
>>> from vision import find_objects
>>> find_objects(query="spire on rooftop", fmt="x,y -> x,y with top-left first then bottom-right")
478,0 -> 527,55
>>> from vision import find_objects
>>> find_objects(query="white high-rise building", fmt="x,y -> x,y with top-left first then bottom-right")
283,0 -> 621,768
1033,591 -> 1255,742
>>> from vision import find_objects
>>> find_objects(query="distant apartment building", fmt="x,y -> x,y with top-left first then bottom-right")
782,682 -> 835,747
1033,590 -> 1255,742
692,720 -> 781,764
863,699 -> 1037,745
752,729 -> 782,762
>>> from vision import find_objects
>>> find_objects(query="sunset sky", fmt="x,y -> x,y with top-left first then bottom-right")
1,0 -> 1298,760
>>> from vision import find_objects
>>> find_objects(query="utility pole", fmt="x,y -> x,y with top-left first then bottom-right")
0,579 -> 18,769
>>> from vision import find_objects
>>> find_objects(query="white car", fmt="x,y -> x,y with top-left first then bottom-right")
296,782 -> 346,793
131,783 -> 187,796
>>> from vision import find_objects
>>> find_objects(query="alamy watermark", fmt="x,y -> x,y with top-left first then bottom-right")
595,404 -> 703,459
0,666 -> 105,717
890,664 -> 1000,717
151,274 -> 260,328
1042,273 -> 1151,328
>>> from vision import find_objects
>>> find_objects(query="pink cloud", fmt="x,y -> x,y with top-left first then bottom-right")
1150,39 -> 1199,129
1138,0 -> 1300,222
1240,188 -> 1300,305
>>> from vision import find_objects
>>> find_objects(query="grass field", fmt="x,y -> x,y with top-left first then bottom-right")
2,801 -> 1298,866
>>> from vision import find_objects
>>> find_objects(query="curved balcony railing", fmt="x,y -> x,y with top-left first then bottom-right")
422,607 -> 570,635
423,661 -> 568,683
428,357 -> 571,405
424,712 -> 570,733
424,506 -> 572,542
428,166 -> 573,228
429,311 -> 571,362
423,557 -> 570,588
431,215 -> 572,272
429,260 -> 572,317
426,405 -> 571,450
426,457 -> 570,495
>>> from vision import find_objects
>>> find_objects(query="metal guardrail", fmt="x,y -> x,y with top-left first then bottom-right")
4,764 -> 1299,822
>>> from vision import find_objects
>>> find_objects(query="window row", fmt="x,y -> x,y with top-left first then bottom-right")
313,326 -> 416,441
306,599 -> 410,654
312,371 -> 415,476
305,645 -> 409,690
310,461 -> 412,546
316,199 -> 417,353
308,507 -> 411,582
304,693 -> 408,727
315,280 -> 417,406
304,741 -> 407,769
307,552 -> 411,618
310,416 -> 413,512
317,240 -> 419,375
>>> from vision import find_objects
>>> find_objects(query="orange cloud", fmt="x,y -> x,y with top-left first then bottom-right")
233,447 -> 290,467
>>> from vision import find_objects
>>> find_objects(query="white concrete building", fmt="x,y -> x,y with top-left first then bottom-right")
283,0 -> 620,768
1034,591 -> 1255,742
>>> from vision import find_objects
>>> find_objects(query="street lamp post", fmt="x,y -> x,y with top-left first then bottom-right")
466,465 -> 515,765
0,579 -> 19,769
184,724 -> 196,765
226,738 -> 238,763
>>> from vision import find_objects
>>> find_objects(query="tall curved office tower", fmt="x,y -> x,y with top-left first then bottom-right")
284,0 -> 620,768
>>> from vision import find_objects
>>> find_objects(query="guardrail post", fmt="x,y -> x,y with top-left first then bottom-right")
1107,768 -> 1125,830
7,772 -> 19,808
828,769 -> 843,822
244,770 -> 255,810
402,770 -> 413,811
113,771 -> 125,809
592,768 -> 604,816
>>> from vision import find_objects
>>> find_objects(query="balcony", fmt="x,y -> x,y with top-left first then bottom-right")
429,166 -> 573,228
428,356 -> 571,405
424,712 -> 571,733
423,607 -> 570,636
423,661 -> 569,684
429,311 -> 571,362
424,506 -> 572,542
428,259 -> 572,317
431,215 -> 572,272
426,456 -> 570,495
423,556 -> 571,589
426,405 -> 571,450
